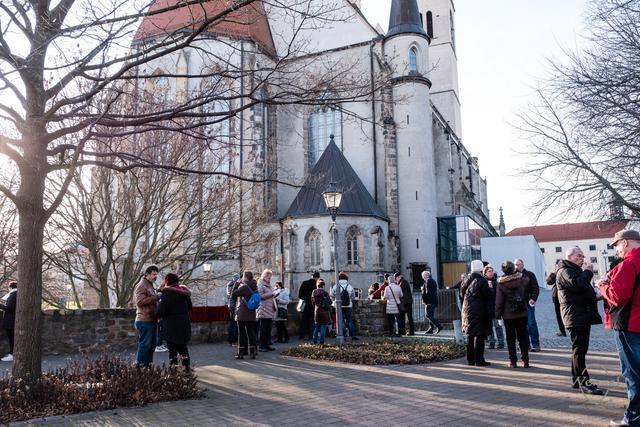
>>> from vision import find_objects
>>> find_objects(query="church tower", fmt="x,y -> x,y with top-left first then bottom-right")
416,0 -> 462,137
384,0 -> 439,285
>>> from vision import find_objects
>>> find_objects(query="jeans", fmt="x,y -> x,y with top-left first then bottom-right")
342,307 -> 356,338
228,307 -> 238,344
426,304 -> 442,332
504,317 -> 529,363
528,305 -> 540,348
488,318 -> 505,346
135,321 -> 157,367
258,318 -> 273,349
569,326 -> 591,386
313,324 -> 327,344
615,331 -> 640,422
552,297 -> 566,335
167,341 -> 190,370
238,321 -> 258,356
467,335 -> 486,364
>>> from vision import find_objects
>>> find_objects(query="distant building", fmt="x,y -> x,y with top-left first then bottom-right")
507,220 -> 632,279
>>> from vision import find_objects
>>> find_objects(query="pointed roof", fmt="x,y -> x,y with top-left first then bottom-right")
284,140 -> 387,220
133,0 -> 276,56
387,0 -> 427,38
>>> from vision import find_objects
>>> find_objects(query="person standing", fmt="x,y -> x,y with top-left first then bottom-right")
515,259 -> 541,352
548,260 -> 567,337
226,273 -> 241,346
330,272 -> 358,340
257,269 -> 277,352
368,283 -> 380,300
383,276 -> 404,337
274,281 -> 290,343
398,273 -> 414,335
0,281 -> 17,362
597,230 -> 640,426
484,265 -> 505,350
371,273 -> 390,299
298,272 -> 319,340
311,279 -> 331,344
232,271 -> 259,359
461,260 -> 492,367
156,273 -> 192,371
556,246 -> 604,395
421,271 -> 442,335
133,265 -> 160,367
495,261 -> 532,368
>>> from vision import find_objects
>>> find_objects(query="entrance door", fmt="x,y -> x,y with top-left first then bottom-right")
411,263 -> 427,292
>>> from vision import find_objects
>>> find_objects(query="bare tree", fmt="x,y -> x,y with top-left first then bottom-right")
0,194 -> 17,284
0,0 -> 380,380
518,0 -> 640,220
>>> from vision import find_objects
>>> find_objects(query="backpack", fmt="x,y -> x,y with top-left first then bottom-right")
340,284 -> 351,307
507,289 -> 526,313
246,290 -> 261,311
321,294 -> 331,311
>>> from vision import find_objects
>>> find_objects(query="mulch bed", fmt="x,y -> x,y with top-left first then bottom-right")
281,339 -> 466,365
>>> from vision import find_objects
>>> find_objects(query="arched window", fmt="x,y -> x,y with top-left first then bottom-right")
409,47 -> 418,74
305,228 -> 322,268
426,11 -> 434,39
450,10 -> 456,51
309,106 -> 342,167
153,75 -> 170,104
346,226 -> 363,266
375,228 -> 385,268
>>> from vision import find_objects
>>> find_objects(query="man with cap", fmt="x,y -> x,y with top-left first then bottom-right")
597,230 -> 640,426
226,273 -> 241,345
298,271 -> 320,340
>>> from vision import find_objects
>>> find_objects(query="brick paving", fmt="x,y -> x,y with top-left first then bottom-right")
14,290 -> 628,426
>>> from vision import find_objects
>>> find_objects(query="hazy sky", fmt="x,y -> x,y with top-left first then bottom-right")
361,0 -> 590,231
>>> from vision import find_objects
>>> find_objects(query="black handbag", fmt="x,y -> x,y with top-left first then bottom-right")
277,307 -> 288,320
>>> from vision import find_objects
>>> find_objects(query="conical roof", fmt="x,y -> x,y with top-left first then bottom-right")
387,0 -> 427,38
284,140 -> 387,220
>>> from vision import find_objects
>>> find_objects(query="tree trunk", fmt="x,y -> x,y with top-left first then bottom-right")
13,167 -> 47,381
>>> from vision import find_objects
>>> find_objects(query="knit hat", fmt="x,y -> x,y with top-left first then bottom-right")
470,260 -> 484,273
232,273 -> 241,282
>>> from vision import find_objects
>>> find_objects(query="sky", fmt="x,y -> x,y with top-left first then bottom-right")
361,0 -> 590,231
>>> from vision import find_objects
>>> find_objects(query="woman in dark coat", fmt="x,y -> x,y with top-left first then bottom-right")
156,273 -> 192,371
311,279 -> 331,344
461,260 -> 493,367
232,271 -> 259,359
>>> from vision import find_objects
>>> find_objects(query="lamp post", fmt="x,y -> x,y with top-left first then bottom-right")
322,181 -> 344,345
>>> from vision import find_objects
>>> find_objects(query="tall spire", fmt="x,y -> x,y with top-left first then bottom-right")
387,0 -> 427,38
498,207 -> 506,237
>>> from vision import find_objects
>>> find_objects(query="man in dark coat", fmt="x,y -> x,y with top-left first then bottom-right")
461,260 -> 493,367
0,281 -> 16,362
515,259 -> 541,352
557,246 -> 604,395
421,271 -> 442,334
226,273 -> 241,345
548,259 -> 566,337
298,271 -> 319,340
397,273 -> 414,335
156,273 -> 192,371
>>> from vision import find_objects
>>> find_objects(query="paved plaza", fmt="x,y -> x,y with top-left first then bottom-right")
12,291 -> 630,426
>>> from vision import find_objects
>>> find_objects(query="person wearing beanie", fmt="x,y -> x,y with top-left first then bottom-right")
461,260 -> 492,367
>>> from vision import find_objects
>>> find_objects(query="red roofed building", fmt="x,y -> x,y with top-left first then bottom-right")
507,220 -> 632,279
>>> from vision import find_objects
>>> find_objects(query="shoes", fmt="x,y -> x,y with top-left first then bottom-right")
530,347 -> 541,353
488,343 -> 495,349
268,347 -> 276,351
234,354 -> 244,360
476,361 -> 491,367
250,354 -> 256,359
433,327 -> 441,335
523,361 -> 530,368
556,331 -> 567,337
509,361 -> 518,368
258,348 -> 269,353
610,414 -> 640,426
313,341 -> 318,344
155,345 -> 168,353
1,354 -> 13,362
406,333 -> 415,336
467,361 -> 475,366
610,419 -> 630,427
581,382 -> 604,395
497,344 -> 505,349
424,330 -> 433,335
351,337 -> 359,341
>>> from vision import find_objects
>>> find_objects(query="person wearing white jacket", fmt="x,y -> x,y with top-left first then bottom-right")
330,272 -> 359,341
257,269 -> 276,352
383,278 -> 404,337
274,282 -> 290,343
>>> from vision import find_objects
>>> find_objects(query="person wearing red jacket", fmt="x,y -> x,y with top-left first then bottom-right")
597,229 -> 640,427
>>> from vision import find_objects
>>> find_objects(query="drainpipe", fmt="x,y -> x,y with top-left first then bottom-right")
369,40 -> 379,204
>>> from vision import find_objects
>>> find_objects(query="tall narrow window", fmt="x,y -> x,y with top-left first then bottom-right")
419,13 -> 424,28
409,47 -> 418,74
426,11 -> 434,38
346,226 -> 362,266
308,106 -> 342,167
450,10 -> 456,51
305,228 -> 322,268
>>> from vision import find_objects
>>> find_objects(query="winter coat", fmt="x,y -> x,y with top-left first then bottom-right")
460,272 -> 492,336
156,285 -> 192,345
299,279 -> 316,303
547,273 -> 558,300
556,260 -> 602,329
371,282 -> 388,299
274,288 -> 290,321
521,269 -> 540,302
485,276 -> 498,317
495,273 -> 531,320
421,277 -> 439,306
311,288 -> 331,325
257,279 -> 277,320
331,280 -> 354,308
383,283 -> 404,314
600,247 -> 640,333
399,279 -> 413,305
0,290 -> 16,329
226,280 -> 239,309
133,277 -> 159,322
232,279 -> 258,322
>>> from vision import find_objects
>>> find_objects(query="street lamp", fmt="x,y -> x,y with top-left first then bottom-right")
322,181 -> 344,345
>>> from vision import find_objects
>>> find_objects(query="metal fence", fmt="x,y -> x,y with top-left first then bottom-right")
412,289 -> 460,323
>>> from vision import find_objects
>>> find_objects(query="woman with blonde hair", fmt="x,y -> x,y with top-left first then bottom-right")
257,269 -> 277,352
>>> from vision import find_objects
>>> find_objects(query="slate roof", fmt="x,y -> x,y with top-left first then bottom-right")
284,140 -> 387,220
387,0 -> 427,38
133,0 -> 276,56
507,220 -> 629,243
